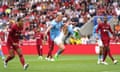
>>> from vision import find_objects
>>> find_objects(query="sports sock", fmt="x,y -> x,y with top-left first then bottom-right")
19,55 -> 25,66
56,49 -> 64,56
37,45 -> 40,56
40,48 -> 43,56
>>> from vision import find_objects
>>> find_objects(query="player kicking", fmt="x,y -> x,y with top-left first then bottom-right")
96,16 -> 118,65
4,18 -> 29,70
45,13 -> 69,60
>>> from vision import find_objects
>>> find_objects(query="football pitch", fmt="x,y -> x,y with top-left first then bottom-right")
0,55 -> 120,72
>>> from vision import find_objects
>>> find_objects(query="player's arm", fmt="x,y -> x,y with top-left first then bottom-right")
44,25 -> 52,36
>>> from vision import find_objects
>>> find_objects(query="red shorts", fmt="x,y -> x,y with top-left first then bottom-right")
7,42 -> 20,51
102,39 -> 110,47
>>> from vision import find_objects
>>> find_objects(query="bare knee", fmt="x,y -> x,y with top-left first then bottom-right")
59,44 -> 65,50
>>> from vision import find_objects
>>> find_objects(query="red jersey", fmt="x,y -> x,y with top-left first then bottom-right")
96,23 -> 113,40
35,32 -> 43,45
7,24 -> 23,43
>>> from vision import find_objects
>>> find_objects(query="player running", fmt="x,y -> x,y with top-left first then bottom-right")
45,13 -> 69,60
4,18 -> 29,70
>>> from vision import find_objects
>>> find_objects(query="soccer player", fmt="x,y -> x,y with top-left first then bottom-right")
45,32 -> 55,61
96,16 -> 118,65
35,28 -> 43,60
4,18 -> 29,70
94,18 -> 103,64
45,13 -> 69,60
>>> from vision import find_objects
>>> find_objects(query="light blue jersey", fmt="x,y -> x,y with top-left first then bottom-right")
50,20 -> 64,41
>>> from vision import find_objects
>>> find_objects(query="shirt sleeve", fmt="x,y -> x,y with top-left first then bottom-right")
51,21 -> 56,28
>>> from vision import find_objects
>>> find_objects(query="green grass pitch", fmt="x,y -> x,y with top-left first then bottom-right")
0,55 -> 120,72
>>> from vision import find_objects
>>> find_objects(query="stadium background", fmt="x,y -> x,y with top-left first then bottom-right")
0,0 -> 120,55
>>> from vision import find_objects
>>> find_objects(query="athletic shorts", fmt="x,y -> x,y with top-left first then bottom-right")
97,39 -> 103,46
54,32 -> 65,45
102,39 -> 110,47
7,42 -> 20,51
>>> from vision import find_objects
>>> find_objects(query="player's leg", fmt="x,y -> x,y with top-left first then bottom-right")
101,40 -> 109,65
39,45 -> 43,57
4,45 -> 15,68
54,42 -> 65,60
104,40 -> 117,64
102,40 -> 108,62
15,47 -> 29,70
37,45 -> 43,59
46,32 -> 55,61
99,46 -> 103,60
46,45 -> 54,61
15,47 -> 25,66
102,46 -> 108,61
101,46 -> 108,65
96,46 -> 103,64
54,32 -> 65,60
107,46 -> 118,64
47,40 -> 54,59
96,39 -> 103,64
107,46 -> 114,61
36,45 -> 40,56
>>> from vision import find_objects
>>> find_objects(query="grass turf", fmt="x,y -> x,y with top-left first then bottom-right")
0,55 -> 120,72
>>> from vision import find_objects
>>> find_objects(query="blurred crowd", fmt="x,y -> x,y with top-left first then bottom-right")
0,0 -> 120,44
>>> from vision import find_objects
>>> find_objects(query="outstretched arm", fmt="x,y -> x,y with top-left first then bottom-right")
44,25 -> 52,36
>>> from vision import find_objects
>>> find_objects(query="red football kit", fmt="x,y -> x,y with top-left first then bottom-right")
96,23 -> 113,46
